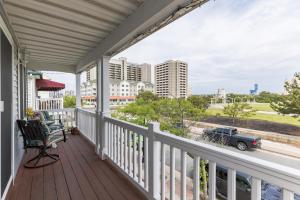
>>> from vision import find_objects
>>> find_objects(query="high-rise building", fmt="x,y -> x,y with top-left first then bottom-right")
86,66 -> 96,81
86,57 -> 153,83
155,60 -> 188,98
126,63 -> 141,81
140,63 -> 152,82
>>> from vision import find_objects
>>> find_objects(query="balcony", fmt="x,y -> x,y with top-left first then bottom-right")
8,108 -> 300,200
0,0 -> 299,200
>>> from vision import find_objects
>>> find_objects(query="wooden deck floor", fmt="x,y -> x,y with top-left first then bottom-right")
7,135 -> 147,200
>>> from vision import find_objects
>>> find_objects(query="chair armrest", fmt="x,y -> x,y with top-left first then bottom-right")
49,128 -> 67,142
50,129 -> 64,134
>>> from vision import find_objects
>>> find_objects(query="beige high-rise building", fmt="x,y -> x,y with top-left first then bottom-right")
155,60 -> 188,98
140,63 -> 152,82
86,57 -> 153,83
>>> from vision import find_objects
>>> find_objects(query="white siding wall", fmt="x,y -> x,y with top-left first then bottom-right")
13,61 -> 24,177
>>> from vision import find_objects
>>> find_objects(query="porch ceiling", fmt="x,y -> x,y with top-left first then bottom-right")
2,0 -> 208,73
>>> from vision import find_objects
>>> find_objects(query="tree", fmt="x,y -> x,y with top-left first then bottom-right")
256,91 -> 281,103
158,98 -> 205,137
187,95 -> 210,109
271,73 -> 300,118
136,91 -> 158,103
63,95 -> 76,108
223,102 -> 256,125
115,98 -> 158,126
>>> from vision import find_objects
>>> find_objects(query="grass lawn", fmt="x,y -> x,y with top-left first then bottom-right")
249,103 -> 274,112
206,108 -> 300,127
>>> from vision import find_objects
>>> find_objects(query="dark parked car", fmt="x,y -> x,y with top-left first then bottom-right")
216,166 -> 300,200
203,127 -> 261,151
216,166 -> 251,200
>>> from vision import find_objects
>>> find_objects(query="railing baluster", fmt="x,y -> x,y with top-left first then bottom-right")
109,123 -> 113,158
193,156 -> 200,200
113,124 -> 117,162
108,123 -> 111,157
227,168 -> 236,200
283,189 -> 294,200
251,177 -> 261,200
209,161 -> 216,200
128,131 -> 132,176
124,129 -> 128,171
117,126 -> 120,165
170,146 -> 175,200
144,136 -> 149,190
138,134 -> 143,185
181,150 -> 187,200
120,127 -> 124,169
161,143 -> 165,200
133,132 -> 137,180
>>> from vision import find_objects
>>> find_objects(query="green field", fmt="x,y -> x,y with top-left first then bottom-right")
249,103 -> 274,112
206,108 -> 300,127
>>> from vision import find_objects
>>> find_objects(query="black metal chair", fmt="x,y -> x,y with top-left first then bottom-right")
17,119 -> 66,168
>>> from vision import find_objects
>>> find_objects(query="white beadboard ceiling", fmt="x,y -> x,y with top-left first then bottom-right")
3,0 -> 208,73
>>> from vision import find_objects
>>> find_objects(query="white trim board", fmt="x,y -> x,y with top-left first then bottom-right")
1,175 -> 12,200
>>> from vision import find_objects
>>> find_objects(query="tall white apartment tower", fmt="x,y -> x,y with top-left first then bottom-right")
155,60 -> 188,98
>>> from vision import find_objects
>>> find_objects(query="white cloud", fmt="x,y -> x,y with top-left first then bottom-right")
115,0 -> 300,94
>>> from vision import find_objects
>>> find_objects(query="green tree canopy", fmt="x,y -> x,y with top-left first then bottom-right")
136,91 -> 159,103
223,102 -> 256,124
187,95 -> 210,109
63,95 -> 76,108
256,91 -> 281,103
115,97 -> 206,137
271,73 -> 300,117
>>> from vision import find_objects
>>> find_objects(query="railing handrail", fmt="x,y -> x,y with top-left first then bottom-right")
37,97 -> 63,100
39,108 -> 75,112
103,116 -> 148,136
77,108 -> 97,116
154,129 -> 300,194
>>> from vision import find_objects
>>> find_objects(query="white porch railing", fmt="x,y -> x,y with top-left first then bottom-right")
36,98 -> 64,110
77,108 -> 97,144
46,108 -> 75,129
76,108 -> 300,200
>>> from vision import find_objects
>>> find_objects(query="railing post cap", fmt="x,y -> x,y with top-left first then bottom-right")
148,121 -> 160,130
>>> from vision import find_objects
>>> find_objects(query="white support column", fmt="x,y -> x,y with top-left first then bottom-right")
75,73 -> 81,127
96,56 -> 110,159
76,73 -> 81,108
148,122 -> 160,200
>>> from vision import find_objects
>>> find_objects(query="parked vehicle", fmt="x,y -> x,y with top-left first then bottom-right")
216,166 -> 300,200
216,166 -> 251,200
203,127 -> 261,151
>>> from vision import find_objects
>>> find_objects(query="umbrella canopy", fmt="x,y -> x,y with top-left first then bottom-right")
36,79 -> 65,91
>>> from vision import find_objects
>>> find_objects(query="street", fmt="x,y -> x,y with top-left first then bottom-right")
189,127 -> 300,170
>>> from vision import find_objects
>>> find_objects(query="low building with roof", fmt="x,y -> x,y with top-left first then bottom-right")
81,79 -> 154,106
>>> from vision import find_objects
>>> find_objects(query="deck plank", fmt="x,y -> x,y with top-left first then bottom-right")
65,139 -> 113,200
30,150 -> 44,200
57,143 -> 85,200
43,149 -> 58,200
72,135 -> 147,200
60,141 -> 98,200
7,135 -> 147,200
51,148 -> 71,200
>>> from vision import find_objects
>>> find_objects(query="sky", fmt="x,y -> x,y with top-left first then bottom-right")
47,0 -> 300,95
